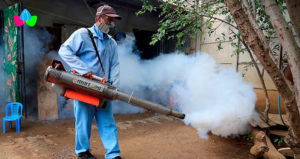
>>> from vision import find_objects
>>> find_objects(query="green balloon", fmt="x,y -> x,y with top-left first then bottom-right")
26,15 -> 37,27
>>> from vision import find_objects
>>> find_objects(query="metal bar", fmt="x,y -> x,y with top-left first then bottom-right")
19,0 -> 27,118
116,91 -> 185,119
91,74 -> 103,81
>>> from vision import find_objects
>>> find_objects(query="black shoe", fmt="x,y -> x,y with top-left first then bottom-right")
78,151 -> 97,159
112,157 -> 122,159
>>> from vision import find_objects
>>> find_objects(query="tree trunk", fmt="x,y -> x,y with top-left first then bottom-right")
241,0 -> 271,123
264,133 -> 287,159
224,0 -> 300,157
261,5 -> 300,156
250,129 -> 286,159
261,0 -> 300,114
286,0 -> 300,40
250,129 -> 269,157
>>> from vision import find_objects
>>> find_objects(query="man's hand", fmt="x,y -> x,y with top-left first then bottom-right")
82,72 -> 94,79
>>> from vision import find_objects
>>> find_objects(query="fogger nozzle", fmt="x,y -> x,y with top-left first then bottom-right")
45,67 -> 185,119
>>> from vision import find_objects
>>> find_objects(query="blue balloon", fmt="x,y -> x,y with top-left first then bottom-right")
20,9 -> 31,21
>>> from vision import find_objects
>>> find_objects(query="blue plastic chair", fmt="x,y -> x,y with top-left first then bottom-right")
3,102 -> 23,133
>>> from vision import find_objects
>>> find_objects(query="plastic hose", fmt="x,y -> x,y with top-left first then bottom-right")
278,94 -> 287,127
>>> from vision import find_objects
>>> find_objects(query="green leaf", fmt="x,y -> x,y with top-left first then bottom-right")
217,43 -> 223,50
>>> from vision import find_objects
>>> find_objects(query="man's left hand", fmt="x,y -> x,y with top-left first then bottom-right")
82,71 -> 94,79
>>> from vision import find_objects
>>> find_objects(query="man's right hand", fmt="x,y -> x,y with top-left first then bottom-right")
82,72 -> 94,79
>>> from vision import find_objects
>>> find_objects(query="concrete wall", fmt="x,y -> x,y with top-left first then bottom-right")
197,16 -> 277,90
193,14 -> 283,113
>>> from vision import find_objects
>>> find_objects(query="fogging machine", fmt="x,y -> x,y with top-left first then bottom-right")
44,60 -> 185,119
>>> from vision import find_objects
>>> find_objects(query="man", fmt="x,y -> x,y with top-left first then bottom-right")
58,5 -> 122,159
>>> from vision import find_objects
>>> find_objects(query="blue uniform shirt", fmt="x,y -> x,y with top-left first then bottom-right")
58,24 -> 120,87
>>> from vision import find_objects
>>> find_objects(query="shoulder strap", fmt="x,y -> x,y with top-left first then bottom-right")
86,28 -> 106,76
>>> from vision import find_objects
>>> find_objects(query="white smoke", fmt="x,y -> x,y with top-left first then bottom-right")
114,35 -> 257,138
23,25 -> 53,118
24,25 -> 53,70
112,36 -> 147,114
24,26 -> 78,119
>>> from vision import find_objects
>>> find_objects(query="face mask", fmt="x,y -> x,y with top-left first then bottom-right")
98,22 -> 116,36
107,22 -> 116,36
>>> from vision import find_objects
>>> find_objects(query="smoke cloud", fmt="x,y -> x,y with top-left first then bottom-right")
24,25 -> 53,118
24,25 -> 53,68
24,27 -> 74,119
114,35 -> 257,138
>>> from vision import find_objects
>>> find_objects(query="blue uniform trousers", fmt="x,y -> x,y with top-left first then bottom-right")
74,100 -> 120,159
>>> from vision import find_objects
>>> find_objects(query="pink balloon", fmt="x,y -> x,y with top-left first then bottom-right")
14,16 -> 25,26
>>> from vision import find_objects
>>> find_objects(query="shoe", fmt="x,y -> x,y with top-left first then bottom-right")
112,157 -> 122,159
78,151 -> 97,159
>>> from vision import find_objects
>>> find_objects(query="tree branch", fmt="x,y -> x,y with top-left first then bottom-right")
241,37 -> 271,124
230,28 -> 271,123
242,0 -> 278,64
201,14 -> 237,29
286,0 -> 300,41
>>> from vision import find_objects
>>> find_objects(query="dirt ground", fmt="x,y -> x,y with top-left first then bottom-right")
0,112 -> 252,159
